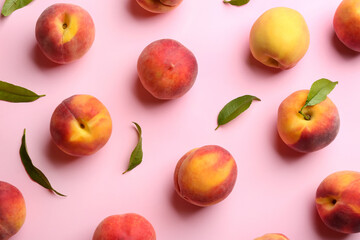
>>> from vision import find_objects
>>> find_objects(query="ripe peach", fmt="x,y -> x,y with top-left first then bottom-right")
277,90 -> 340,153
255,233 -> 289,240
174,145 -> 237,207
316,171 -> 360,233
0,181 -> 26,240
92,213 -> 156,240
135,0 -> 182,13
334,0 -> 360,52
35,3 -> 95,64
137,39 -> 198,100
50,94 -> 112,156
249,7 -> 310,69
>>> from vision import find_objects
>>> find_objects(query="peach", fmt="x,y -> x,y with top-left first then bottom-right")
249,7 -> 310,69
135,0 -> 182,13
50,94 -> 112,156
174,145 -> 237,207
255,233 -> 289,240
92,213 -> 156,240
0,181 -> 26,240
35,3 -> 95,64
137,39 -> 198,100
334,0 -> 360,52
316,171 -> 360,233
277,90 -> 340,153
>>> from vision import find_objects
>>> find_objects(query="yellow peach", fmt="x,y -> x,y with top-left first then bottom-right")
249,7 -> 310,69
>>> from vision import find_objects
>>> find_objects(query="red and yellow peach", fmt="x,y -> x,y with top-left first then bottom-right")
137,39 -> 198,100
135,0 -> 182,13
174,145 -> 237,207
35,3 -> 95,64
0,181 -> 26,240
277,90 -> 340,153
333,0 -> 360,52
316,171 -> 360,233
50,94 -> 112,156
92,213 -> 156,240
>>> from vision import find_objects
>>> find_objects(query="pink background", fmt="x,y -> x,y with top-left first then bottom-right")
0,0 -> 360,239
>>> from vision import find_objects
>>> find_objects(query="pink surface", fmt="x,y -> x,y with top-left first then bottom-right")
0,0 -> 359,239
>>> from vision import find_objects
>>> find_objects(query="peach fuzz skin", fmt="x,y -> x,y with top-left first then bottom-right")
136,0 -> 183,13
35,3 -> 95,64
50,95 -> 112,157
334,0 -> 360,52
277,90 -> 340,153
254,233 -> 289,240
92,213 -> 156,240
174,145 -> 237,207
316,171 -> 360,233
137,39 -> 198,100
0,181 -> 26,240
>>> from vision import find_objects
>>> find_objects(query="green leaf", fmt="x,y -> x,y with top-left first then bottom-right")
123,122 -> 143,174
216,95 -> 261,130
1,0 -> 33,16
299,78 -> 338,119
20,129 -> 66,197
223,0 -> 249,6
0,81 -> 45,102
304,78 -> 338,107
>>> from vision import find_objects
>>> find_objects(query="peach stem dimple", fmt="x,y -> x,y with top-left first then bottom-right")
168,63 -> 175,70
298,105 -> 311,120
61,13 -> 71,44
77,119 -> 89,132
266,57 -> 280,68
298,111 -> 311,120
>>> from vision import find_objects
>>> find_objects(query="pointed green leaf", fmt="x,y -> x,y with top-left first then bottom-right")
0,81 -> 45,102
223,0 -> 249,6
123,122 -> 143,174
20,129 -> 66,197
1,0 -> 33,16
304,78 -> 338,108
216,95 -> 260,130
